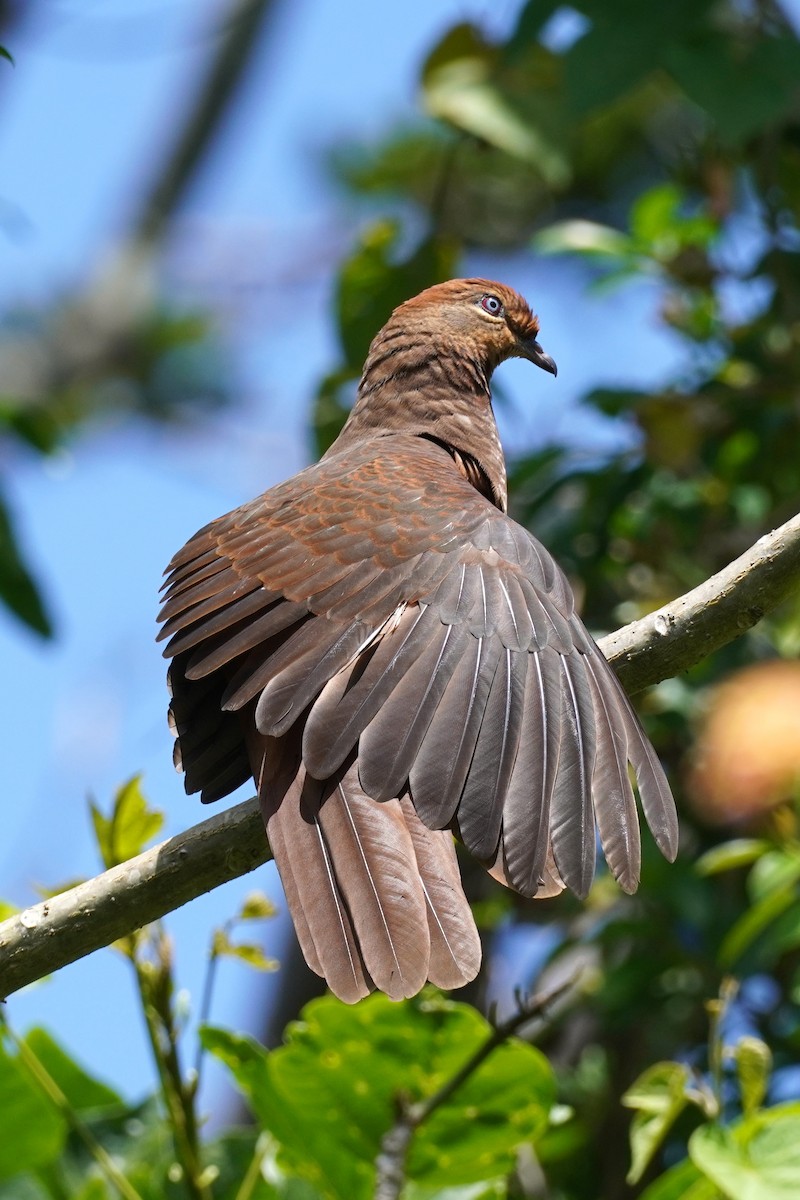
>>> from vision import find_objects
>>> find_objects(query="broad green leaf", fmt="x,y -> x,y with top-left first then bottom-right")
422,24 -> 568,182
690,1107 -> 800,1200
630,184 -> 683,248
23,1029 -> 122,1116
69,1094 -> 178,1198
311,367 -> 357,457
664,34 -> 800,144
0,1042 -> 66,1179
640,1155 -> 717,1200
533,219 -> 633,258
734,1037 -> 772,1117
747,848 -> 800,903
0,1179 -> 51,1200
695,840 -> 769,877
719,885 -> 797,969
73,1180 -> 109,1200
335,222 -> 458,370
203,994 -> 555,1200
622,1061 -> 692,1184
91,776 -> 163,869
0,489 -> 53,637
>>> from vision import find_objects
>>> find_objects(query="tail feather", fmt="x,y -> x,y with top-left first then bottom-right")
248,727 -> 480,1003
399,796 -> 482,990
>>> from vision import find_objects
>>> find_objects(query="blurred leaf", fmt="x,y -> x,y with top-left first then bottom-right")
690,1107 -> 800,1199
695,840 -> 769,877
212,931 -> 277,973
639,1156 -> 717,1199
422,24 -> 569,182
0,1040 -> 66,1180
239,892 -> 277,921
314,223 -> 458,455
748,848 -> 800,903
0,1179 -> 52,1200
203,993 -> 555,1199
203,1130 -> 281,1200
0,46 -> 12,65
534,219 -> 633,258
0,899 -> 18,920
622,1061 -> 692,1184
664,34 -> 800,144
734,1037 -> 772,1117
336,222 -> 458,368
23,1029 -> 122,1116
719,885 -> 797,969
0,489 -> 53,637
91,776 -> 163,870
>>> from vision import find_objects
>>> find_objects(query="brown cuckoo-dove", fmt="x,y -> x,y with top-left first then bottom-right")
159,279 -> 678,1003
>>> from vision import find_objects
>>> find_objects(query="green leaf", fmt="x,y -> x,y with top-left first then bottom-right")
335,222 -> 458,369
23,1029 -> 122,1116
690,1107 -> 800,1200
0,489 -> 53,637
0,899 -> 18,921
0,46 -> 12,65
203,994 -> 555,1200
748,848 -> 800,902
0,1179 -> 51,1200
0,1041 -> 66,1179
533,219 -> 633,258
622,1061 -> 692,1184
664,34 -> 800,144
239,891 -> 278,921
639,1155 -> 717,1200
91,775 -> 163,869
203,1130 -> 281,1200
422,24 -> 569,182
719,884 -> 797,969
213,933 -> 278,973
734,1037 -> 772,1118
695,840 -> 769,877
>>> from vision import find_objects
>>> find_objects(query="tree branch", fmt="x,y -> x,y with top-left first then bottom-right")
1,513 -> 798,1000
600,512 -> 800,693
134,0 -> 279,245
0,799 -> 269,1000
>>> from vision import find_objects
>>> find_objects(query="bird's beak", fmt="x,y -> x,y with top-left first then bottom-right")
519,337 -> 558,377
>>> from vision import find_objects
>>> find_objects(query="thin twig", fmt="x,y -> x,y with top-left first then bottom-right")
373,976 -> 578,1200
1,513 -> 799,997
127,928 -> 212,1200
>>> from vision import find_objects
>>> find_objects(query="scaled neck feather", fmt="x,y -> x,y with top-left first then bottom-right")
328,331 -> 509,511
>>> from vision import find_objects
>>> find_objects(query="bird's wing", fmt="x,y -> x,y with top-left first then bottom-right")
159,433 -> 677,901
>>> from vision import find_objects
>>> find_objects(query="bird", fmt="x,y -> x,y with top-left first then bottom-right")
158,278 -> 678,1004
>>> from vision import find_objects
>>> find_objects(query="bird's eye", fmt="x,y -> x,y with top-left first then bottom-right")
479,294 -> 504,317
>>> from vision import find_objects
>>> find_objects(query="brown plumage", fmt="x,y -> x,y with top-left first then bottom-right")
159,278 -> 678,1003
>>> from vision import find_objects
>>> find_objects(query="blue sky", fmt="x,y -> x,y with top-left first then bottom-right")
0,0 -> 684,1112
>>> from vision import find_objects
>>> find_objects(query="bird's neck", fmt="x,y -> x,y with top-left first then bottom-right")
329,338 -> 509,511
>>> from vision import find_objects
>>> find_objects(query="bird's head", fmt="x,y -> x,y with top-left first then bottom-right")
392,278 -> 557,377
340,278 -> 557,511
